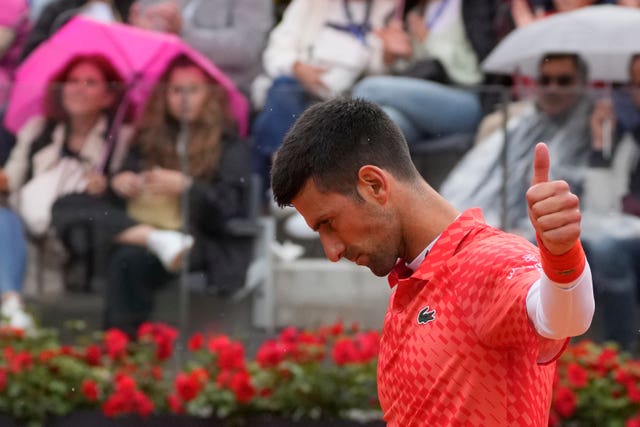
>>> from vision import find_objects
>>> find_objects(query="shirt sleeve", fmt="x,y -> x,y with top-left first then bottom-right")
525,261 -> 594,340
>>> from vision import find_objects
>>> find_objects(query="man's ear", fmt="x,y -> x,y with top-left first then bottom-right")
357,165 -> 389,204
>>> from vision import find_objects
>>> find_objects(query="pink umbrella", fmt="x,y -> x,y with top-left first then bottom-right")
0,0 -> 29,28
4,16 -> 249,137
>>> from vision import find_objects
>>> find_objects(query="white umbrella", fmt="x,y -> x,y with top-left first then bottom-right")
482,5 -> 640,82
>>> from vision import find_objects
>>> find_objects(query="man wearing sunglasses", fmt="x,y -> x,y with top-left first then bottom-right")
440,52 -> 592,237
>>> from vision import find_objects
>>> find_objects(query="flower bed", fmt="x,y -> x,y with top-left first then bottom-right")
550,340 -> 640,426
0,321 -> 381,427
1,321 -> 639,426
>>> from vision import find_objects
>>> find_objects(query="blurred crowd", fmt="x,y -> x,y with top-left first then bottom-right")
0,0 -> 639,354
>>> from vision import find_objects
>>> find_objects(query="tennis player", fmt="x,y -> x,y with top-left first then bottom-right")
271,98 -> 594,426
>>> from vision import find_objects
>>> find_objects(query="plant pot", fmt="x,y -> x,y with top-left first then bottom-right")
0,411 -> 386,427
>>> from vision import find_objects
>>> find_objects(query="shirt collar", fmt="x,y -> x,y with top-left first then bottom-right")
387,209 -> 484,288
405,235 -> 440,271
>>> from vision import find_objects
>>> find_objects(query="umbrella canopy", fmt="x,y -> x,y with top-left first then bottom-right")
482,5 -> 640,82
4,16 -> 249,136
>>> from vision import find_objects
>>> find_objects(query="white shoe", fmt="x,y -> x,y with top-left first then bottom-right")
270,240 -> 305,262
1,295 -> 34,331
147,230 -> 195,272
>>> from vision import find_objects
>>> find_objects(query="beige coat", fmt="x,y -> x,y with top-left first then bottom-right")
4,115 -> 133,194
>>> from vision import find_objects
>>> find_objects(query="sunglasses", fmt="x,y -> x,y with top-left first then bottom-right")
538,74 -> 576,87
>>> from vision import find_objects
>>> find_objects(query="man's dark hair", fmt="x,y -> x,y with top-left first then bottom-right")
270,97 -> 420,207
539,52 -> 589,83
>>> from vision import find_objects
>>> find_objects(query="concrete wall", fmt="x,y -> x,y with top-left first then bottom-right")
267,259 -> 391,331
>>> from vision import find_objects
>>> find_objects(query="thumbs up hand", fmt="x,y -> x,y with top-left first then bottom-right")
526,143 -> 582,255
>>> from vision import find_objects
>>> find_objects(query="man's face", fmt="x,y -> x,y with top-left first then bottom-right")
291,179 -> 401,277
536,57 -> 583,117
630,57 -> 640,109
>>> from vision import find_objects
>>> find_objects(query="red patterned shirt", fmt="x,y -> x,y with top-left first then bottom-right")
378,209 -> 567,426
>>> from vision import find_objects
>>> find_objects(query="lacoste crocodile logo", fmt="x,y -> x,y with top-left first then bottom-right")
417,306 -> 436,325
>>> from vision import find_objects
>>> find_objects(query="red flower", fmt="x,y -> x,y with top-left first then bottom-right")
102,375 -> 154,418
216,342 -> 246,371
133,391 -> 155,417
151,365 -> 163,380
216,369 -> 233,388
167,394 -> 184,414
38,349 -> 58,363
207,335 -> 232,353
114,374 -> 137,395
355,331 -> 380,362
187,333 -> 204,352
553,386 -> 577,419
138,322 -> 178,361
332,338 -> 359,366
0,327 -> 24,339
229,370 -> 255,403
595,348 -> 619,376
9,351 -> 32,373
104,329 -> 129,360
627,415 -> 640,427
81,379 -> 100,402
175,369 -> 207,402
84,345 -> 102,366
255,339 -> 288,368
59,346 -> 75,357
566,362 -> 588,388
330,321 -> 344,336
0,368 -> 7,392
278,326 -> 298,343
627,382 -> 640,403
548,410 -> 559,427
615,368 -> 634,387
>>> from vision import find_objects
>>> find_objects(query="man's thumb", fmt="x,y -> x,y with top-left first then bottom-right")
531,142 -> 550,186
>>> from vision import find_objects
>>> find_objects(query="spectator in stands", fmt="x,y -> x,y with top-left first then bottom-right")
352,0 -> 500,146
52,54 -> 252,335
0,0 -> 30,165
0,53 -> 132,329
128,0 -> 273,96
21,0 -> 135,60
439,53 -> 593,234
580,54 -> 640,353
250,0 -> 397,193
511,0 -> 598,28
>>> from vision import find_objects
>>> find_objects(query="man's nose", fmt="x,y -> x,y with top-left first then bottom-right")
320,234 -> 345,262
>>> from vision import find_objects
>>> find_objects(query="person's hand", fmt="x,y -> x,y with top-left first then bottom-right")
0,169 -> 8,193
526,143 -> 581,255
111,171 -> 142,199
407,12 -> 428,42
86,171 -> 107,196
590,99 -> 616,151
141,168 -> 190,196
293,61 -> 328,96
376,20 -> 413,64
129,1 -> 182,33
511,0 -> 538,27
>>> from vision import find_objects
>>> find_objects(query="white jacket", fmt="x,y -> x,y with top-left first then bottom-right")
251,0 -> 396,108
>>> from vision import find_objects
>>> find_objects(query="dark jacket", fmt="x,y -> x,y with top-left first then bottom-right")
122,133 -> 253,289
